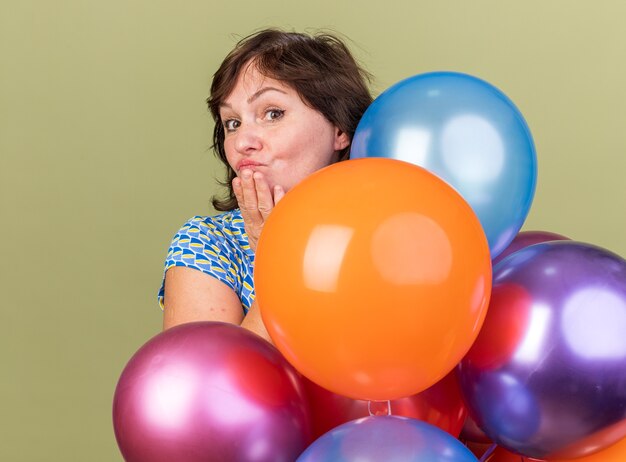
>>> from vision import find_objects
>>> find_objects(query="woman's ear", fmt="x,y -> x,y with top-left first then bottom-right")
334,128 -> 350,151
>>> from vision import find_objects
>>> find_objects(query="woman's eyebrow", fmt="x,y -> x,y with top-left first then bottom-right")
220,87 -> 288,110
246,86 -> 287,103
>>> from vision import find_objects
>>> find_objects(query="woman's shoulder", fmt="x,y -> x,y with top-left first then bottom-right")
180,209 -> 244,233
174,209 -> 248,249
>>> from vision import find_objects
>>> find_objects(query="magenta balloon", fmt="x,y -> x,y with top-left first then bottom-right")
113,322 -> 312,462
492,230 -> 569,266
459,241 -> 626,459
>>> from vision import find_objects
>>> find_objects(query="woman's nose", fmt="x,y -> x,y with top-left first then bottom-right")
234,123 -> 263,154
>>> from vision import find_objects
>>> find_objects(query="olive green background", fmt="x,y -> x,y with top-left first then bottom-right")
2,1 -> 625,460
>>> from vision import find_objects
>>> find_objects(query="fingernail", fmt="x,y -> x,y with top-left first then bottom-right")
241,169 -> 252,179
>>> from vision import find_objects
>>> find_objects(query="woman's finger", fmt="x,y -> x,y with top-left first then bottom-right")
238,169 -> 263,226
273,185 -> 285,205
232,176 -> 244,206
253,172 -> 274,220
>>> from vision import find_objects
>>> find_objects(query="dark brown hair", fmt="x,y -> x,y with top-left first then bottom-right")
207,28 -> 373,211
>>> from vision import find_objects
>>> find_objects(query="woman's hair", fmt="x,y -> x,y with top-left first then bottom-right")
207,28 -> 373,211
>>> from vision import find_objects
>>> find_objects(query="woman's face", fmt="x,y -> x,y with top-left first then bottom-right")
219,65 -> 349,193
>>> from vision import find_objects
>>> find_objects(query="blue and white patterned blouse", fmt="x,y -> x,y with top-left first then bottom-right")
157,209 -> 256,313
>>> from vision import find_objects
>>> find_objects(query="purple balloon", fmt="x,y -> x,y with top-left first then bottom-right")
492,230 -> 569,266
113,322 -> 312,462
297,416 -> 478,462
458,241 -> 626,459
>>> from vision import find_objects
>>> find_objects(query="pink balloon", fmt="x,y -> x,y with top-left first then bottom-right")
113,322 -> 312,462
492,230 -> 569,266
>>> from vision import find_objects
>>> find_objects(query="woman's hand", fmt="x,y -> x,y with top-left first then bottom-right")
233,169 -> 285,252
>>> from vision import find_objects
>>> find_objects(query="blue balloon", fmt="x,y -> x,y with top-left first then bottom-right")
297,416 -> 478,462
351,72 -> 537,258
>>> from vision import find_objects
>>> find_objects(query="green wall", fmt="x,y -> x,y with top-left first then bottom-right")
2,1 -> 625,460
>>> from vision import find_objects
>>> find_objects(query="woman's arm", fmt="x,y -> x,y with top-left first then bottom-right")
162,266 -> 271,342
162,172 -> 280,340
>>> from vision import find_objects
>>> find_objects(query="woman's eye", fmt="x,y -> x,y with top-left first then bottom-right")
265,109 -> 285,121
223,119 -> 240,132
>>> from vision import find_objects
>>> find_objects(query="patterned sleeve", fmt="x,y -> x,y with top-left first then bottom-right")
157,216 -> 239,310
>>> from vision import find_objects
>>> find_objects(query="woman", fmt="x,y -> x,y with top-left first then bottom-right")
158,29 -> 372,340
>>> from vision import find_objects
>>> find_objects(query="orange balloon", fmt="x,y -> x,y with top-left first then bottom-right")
546,420 -> 626,460
550,437 -> 626,462
255,158 -> 492,400
485,437 -> 626,462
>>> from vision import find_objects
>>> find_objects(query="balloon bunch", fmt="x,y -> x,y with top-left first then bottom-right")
344,72 -> 626,461
112,72 -> 626,461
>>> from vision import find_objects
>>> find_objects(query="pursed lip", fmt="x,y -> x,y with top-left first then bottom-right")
236,160 -> 265,171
